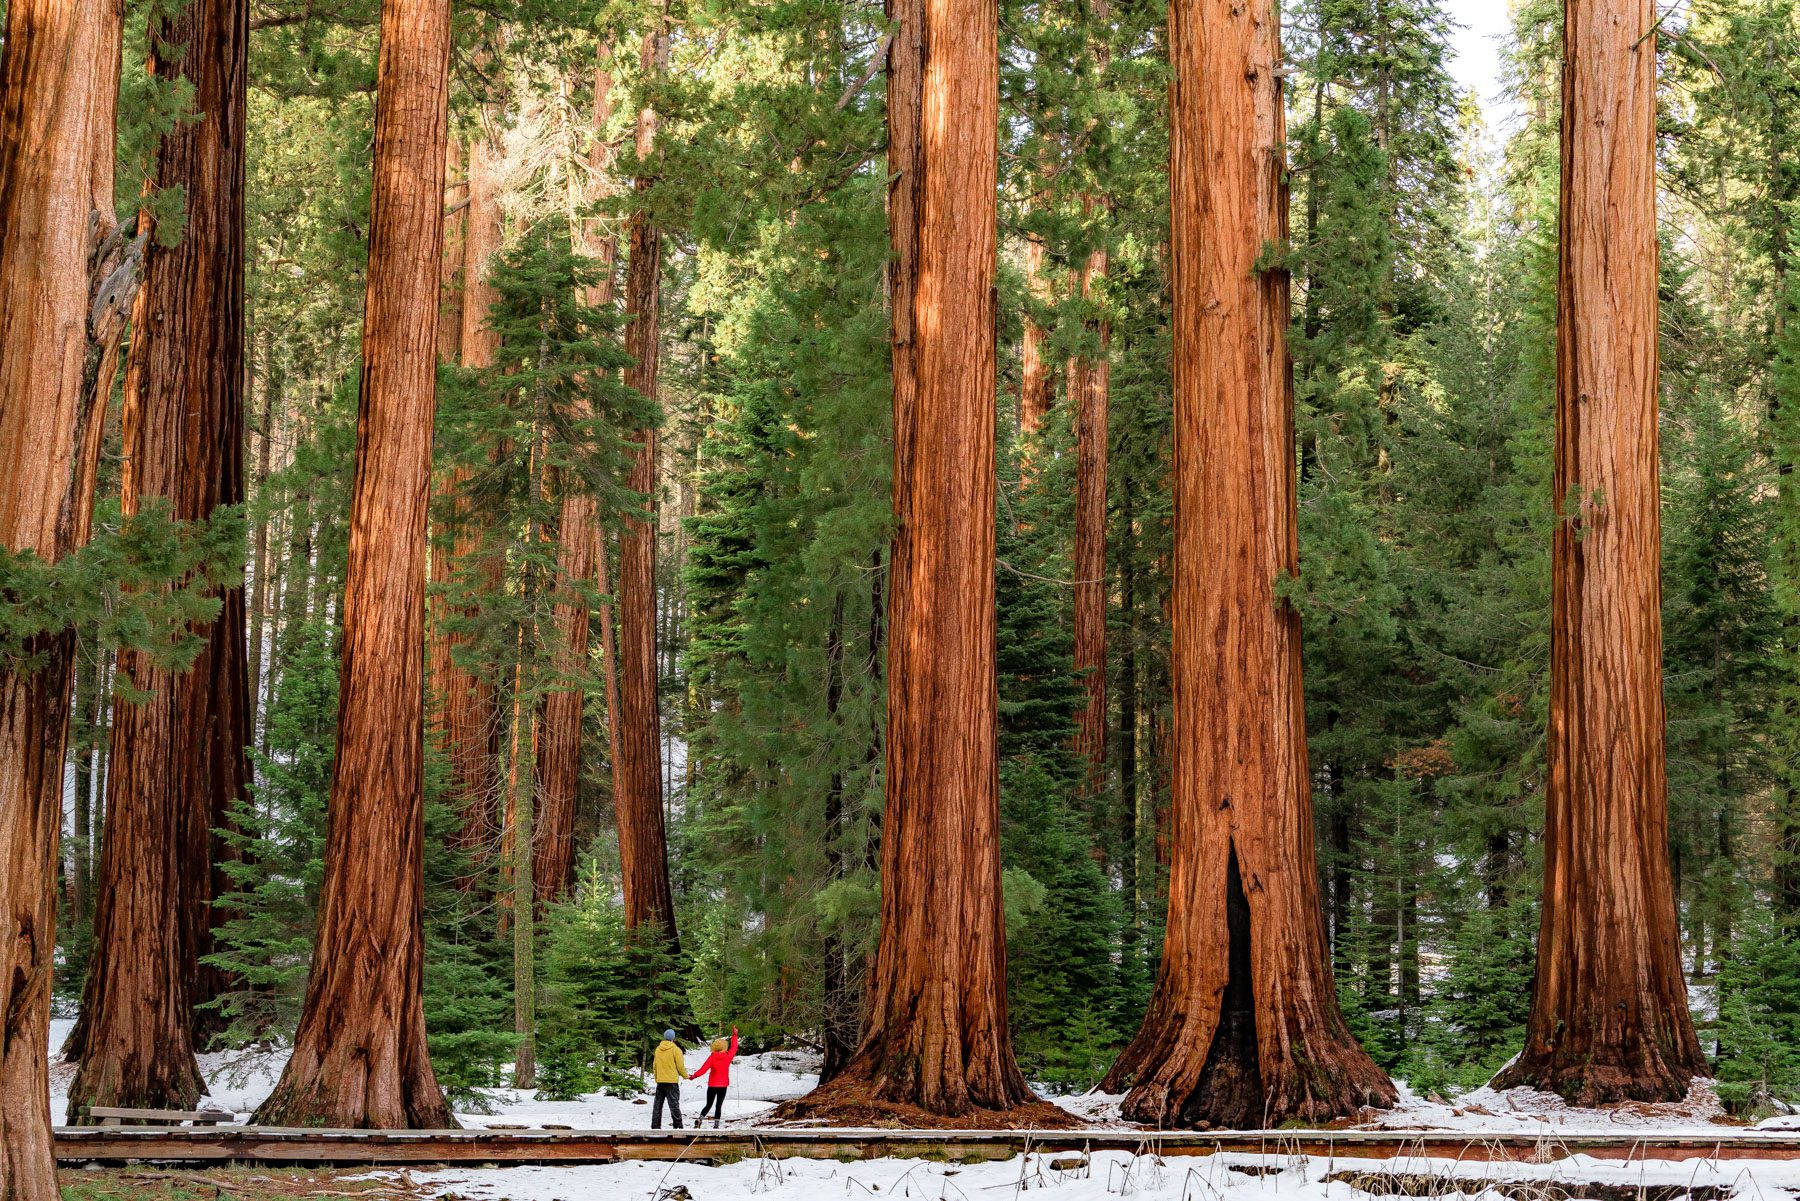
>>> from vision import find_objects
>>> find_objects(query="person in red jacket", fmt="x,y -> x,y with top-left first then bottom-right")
688,1026 -> 739,1127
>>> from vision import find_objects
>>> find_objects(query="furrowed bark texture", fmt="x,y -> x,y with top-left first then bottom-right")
253,0 -> 456,1128
431,124 -> 505,876
616,27 -> 679,941
71,0 -> 250,1114
0,0 -> 122,1192
1492,0 -> 1705,1105
1070,217 -> 1109,798
1100,0 -> 1396,1129
535,52 -> 620,908
798,0 -> 1033,1118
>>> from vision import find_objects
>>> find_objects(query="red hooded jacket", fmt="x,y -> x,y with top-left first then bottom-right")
689,1029 -> 739,1087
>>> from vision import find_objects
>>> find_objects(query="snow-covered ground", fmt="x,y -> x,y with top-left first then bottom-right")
402,1147 -> 1800,1201
47,1017 -> 815,1128
50,1019 -> 1800,1201
46,1015 -> 1780,1136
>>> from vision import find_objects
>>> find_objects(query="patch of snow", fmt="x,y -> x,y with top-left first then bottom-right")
1372,1076 -> 1735,1133
47,1025 -> 818,1130
461,1051 -> 818,1131
403,1145 -> 1800,1201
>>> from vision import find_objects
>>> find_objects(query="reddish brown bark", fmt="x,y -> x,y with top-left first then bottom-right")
790,0 -> 1034,1121
70,0 -> 250,1110
1070,214 -> 1108,798
615,27 -> 679,941
595,529 -> 625,823
1100,0 -> 1394,1129
1491,0 -> 1704,1105
437,136 -> 466,363
426,136 -> 467,878
253,0 -> 455,1128
431,124 -> 505,877
1018,233 -> 1053,439
0,0 -> 123,1192
535,51 -> 620,908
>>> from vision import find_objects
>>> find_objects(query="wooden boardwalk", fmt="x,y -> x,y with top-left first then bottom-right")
48,1124 -> 1800,1167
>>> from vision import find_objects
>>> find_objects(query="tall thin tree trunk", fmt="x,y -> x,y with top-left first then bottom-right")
616,25 -> 679,941
1117,499 -> 1138,929
432,123 -> 505,880
535,49 -> 620,908
1493,0 -> 1704,1105
68,641 -> 99,930
0,0 -> 123,1189
1100,0 -> 1394,1129
595,530 -> 625,830
508,408 -> 548,1087
72,0 -> 248,1110
790,0 -> 1033,1121
819,601 -> 856,1082
246,331 -> 279,752
1070,204 -> 1109,798
252,0 -> 456,1128
1018,230 -> 1053,440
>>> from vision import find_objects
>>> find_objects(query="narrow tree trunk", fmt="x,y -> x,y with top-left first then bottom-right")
789,0 -> 1034,1121
534,50 -> 620,908
819,601 -> 856,1083
432,124 -> 505,879
68,642 -> 99,930
595,530 -> 625,834
1492,0 -> 1705,1105
616,25 -> 679,942
1018,231 -> 1053,439
1100,0 -> 1395,1129
1117,502 -> 1138,929
426,133 -> 467,873
508,411 -> 548,1088
252,0 -> 456,1128
246,331 -> 279,750
0,0 -> 123,1190
1070,209 -> 1109,798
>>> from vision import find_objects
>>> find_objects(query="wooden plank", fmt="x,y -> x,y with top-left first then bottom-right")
48,1126 -> 1800,1168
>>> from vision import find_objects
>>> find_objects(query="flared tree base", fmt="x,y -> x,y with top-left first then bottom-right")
775,1076 -> 1082,1130
1103,851 -> 1397,1130
66,1053 -> 203,1125
254,1056 -> 456,1129
1491,1043 -> 1702,1108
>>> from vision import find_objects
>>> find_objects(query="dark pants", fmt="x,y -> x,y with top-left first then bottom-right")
652,1082 -> 683,1129
698,1085 -> 727,1123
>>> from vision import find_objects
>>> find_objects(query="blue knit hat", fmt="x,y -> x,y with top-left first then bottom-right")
664,1029 -> 678,1041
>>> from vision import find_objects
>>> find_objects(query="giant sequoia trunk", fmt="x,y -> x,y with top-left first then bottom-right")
615,27 -> 679,941
253,0 -> 456,1128
0,0 -> 123,1192
1491,0 -> 1705,1105
69,0 -> 249,1115
789,0 -> 1035,1121
1100,0 -> 1395,1129
535,52 -> 620,908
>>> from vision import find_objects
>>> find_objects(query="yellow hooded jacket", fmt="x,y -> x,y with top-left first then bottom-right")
653,1039 -> 684,1084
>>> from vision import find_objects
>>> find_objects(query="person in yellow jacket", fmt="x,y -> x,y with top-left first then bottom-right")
651,1029 -> 685,1129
